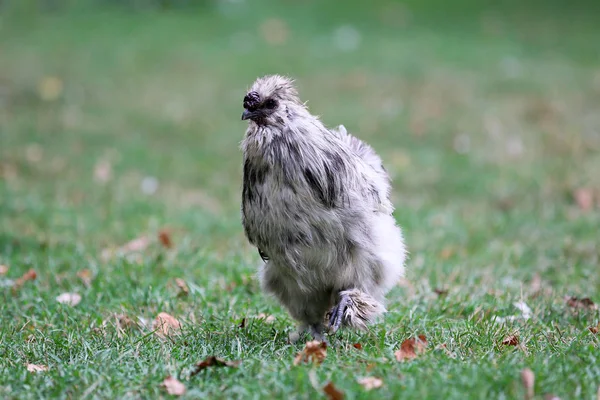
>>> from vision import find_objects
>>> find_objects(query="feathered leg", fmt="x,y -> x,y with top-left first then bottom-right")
328,289 -> 386,333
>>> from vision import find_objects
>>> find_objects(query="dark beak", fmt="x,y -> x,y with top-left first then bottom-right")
241,109 -> 253,121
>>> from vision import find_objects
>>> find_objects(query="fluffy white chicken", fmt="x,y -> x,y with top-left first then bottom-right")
240,75 -> 406,342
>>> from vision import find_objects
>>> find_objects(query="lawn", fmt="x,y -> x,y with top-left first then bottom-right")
1,0 -> 600,398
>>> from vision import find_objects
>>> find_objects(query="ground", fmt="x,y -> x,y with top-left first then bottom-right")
1,1 -> 599,399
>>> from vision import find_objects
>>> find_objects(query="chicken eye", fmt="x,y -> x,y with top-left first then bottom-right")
264,99 -> 277,109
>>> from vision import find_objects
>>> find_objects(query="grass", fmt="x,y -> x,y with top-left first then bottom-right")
1,1 -> 600,398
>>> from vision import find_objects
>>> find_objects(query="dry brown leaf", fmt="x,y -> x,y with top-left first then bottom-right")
0,162 -> 17,180
102,236 -> 151,261
175,278 -> 189,297
565,296 -> 597,310
102,235 -> 151,262
588,322 -> 600,334
27,364 -> 48,372
439,247 -> 454,259
573,188 -> 594,211
521,368 -> 535,400
190,356 -> 241,376
93,160 -> 112,183
257,313 -> 276,323
38,76 -> 63,101
158,229 -> 173,249
352,343 -> 363,350
323,381 -> 344,400
12,269 -> 37,293
544,394 -> 561,400
357,377 -> 383,391
530,273 -> 542,294
56,292 -> 82,306
115,314 -> 139,335
0,264 -> 8,275
495,197 -> 516,212
122,236 -> 150,253
394,335 -> 427,361
294,340 -> 327,366
502,335 -> 519,346
77,269 -> 93,286
365,363 -> 376,373
161,376 -> 186,396
153,312 -> 181,338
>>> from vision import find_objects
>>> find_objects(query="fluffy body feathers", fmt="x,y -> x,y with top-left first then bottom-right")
240,75 -> 406,340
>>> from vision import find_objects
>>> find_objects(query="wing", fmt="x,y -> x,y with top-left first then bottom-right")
330,125 -> 394,214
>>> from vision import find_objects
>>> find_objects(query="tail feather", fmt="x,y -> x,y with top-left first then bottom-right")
340,288 -> 386,330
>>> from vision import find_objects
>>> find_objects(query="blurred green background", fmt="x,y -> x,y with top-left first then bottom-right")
1,0 -> 599,398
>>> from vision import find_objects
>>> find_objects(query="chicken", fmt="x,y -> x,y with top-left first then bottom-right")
240,75 -> 406,342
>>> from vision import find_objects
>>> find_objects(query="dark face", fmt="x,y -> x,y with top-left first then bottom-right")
241,91 -> 278,124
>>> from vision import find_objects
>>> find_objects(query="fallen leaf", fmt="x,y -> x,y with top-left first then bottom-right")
323,381 -> 344,400
357,377 -> 383,390
530,273 -> 542,294
493,301 -> 533,324
26,364 -> 48,372
77,269 -> 93,286
161,376 -> 186,396
573,188 -> 594,211
190,356 -> 241,376
102,235 -> 151,262
513,301 -> 533,320
439,247 -> 454,259
544,394 -> 561,400
102,235 -> 151,261
12,269 -> 37,293
502,334 -> 519,346
352,343 -> 363,350
294,340 -> 327,366
394,335 -> 427,361
93,160 -> 112,183
56,292 -> 82,306
434,288 -> 448,297
122,236 -> 150,253
257,313 -> 276,323
158,229 -> 173,248
0,161 -> 17,180
38,76 -> 63,101
566,296 -> 597,310
175,278 -> 189,297
521,368 -> 535,400
114,313 -> 139,337
589,322 -> 600,334
238,318 -> 246,329
0,264 -> 7,275
153,312 -> 181,338
495,196 -> 515,211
